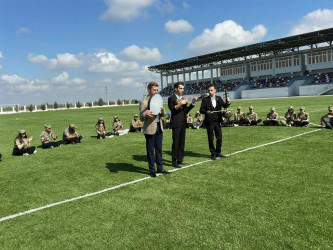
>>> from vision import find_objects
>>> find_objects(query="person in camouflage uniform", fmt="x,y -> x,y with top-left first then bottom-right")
63,124 -> 83,144
263,107 -> 279,126
165,112 -> 172,129
246,106 -> 262,126
321,105 -> 333,129
130,114 -> 143,132
294,107 -> 309,127
186,113 -> 194,128
233,106 -> 247,126
280,106 -> 297,127
40,124 -> 63,149
113,116 -> 129,135
193,111 -> 204,129
13,129 -> 36,156
95,118 -> 113,138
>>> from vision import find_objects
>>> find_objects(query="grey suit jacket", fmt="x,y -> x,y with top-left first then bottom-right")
140,96 -> 166,135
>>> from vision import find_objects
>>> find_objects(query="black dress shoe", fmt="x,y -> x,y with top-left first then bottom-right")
211,155 -> 216,160
178,161 -> 189,165
172,164 -> 181,168
157,170 -> 171,174
149,172 -> 157,178
216,154 -> 226,158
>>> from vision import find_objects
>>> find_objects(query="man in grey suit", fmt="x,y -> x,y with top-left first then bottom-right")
140,81 -> 169,177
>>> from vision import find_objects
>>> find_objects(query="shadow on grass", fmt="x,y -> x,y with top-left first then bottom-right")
106,162 -> 148,174
164,150 -> 210,159
132,154 -> 173,166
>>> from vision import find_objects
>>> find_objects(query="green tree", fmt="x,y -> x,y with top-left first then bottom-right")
97,98 -> 104,106
76,101 -> 82,108
54,101 -> 59,109
87,102 -> 92,107
28,104 -> 34,112
41,104 -> 46,111
66,102 -> 70,109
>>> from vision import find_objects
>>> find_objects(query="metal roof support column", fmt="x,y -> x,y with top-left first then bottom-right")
177,73 -> 179,82
189,72 -> 192,82
160,73 -> 163,89
196,71 -> 199,84
183,71 -> 186,83
210,68 -> 213,84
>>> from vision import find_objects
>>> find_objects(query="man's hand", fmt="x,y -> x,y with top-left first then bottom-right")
192,97 -> 198,103
226,97 -> 230,103
144,109 -> 155,118
160,106 -> 165,114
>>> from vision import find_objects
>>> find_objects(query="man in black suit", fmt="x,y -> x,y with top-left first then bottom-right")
200,84 -> 230,160
168,82 -> 198,168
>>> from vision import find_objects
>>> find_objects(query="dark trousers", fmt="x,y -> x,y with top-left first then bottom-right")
42,141 -> 63,149
172,125 -> 186,164
97,132 -> 112,139
323,117 -> 333,128
13,146 -> 36,156
263,120 -> 279,126
294,121 -> 309,127
206,121 -> 222,156
63,136 -> 82,144
145,124 -> 163,174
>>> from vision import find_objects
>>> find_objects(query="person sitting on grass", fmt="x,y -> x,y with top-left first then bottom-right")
193,111 -> 204,129
233,106 -> 247,126
263,107 -> 279,126
113,116 -> 129,135
294,107 -> 309,127
63,124 -> 83,144
246,106 -> 262,126
280,106 -> 297,127
129,114 -> 143,132
40,124 -> 63,149
95,118 -> 114,139
13,129 -> 36,156
186,113 -> 193,128
321,105 -> 333,129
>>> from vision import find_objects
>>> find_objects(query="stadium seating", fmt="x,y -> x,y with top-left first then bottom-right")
309,72 -> 333,84
250,76 -> 292,89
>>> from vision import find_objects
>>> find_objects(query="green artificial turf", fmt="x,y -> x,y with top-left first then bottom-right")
0,96 -> 332,249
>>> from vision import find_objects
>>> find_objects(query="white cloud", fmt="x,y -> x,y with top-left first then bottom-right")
165,19 -> 194,34
155,0 -> 175,14
0,51 -> 3,59
17,27 -> 30,34
52,71 -> 86,86
183,1 -> 189,10
0,74 -> 51,92
120,45 -> 162,62
101,0 -> 155,21
289,9 -> 333,36
88,52 -> 139,73
187,20 -> 267,55
28,53 -> 84,70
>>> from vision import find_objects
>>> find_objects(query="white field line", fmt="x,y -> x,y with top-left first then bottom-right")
0,128 -> 323,223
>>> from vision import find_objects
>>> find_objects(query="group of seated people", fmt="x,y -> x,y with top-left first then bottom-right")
2,105 -> 332,160
250,76 -> 292,89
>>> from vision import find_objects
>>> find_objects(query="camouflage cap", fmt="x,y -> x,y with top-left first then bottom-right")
44,124 -> 52,129
237,106 -> 242,110
18,129 -> 26,134
69,124 -> 77,129
300,106 -> 305,110
249,106 -> 253,110
134,114 -> 138,117
98,117 -> 103,121
114,116 -> 118,119
288,106 -> 294,110
328,105 -> 333,111
270,107 -> 275,111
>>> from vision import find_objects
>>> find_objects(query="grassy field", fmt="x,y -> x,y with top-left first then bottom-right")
0,96 -> 332,249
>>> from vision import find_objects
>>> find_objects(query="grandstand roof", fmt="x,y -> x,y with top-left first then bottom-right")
148,28 -> 333,74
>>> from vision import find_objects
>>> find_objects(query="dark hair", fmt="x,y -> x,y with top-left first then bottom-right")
96,120 -> 106,130
208,84 -> 216,89
174,82 -> 184,89
16,132 -> 27,143
148,81 -> 159,89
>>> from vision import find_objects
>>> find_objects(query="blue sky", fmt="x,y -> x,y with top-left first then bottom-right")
0,0 -> 333,105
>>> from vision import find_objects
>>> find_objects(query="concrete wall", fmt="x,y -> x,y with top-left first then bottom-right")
241,87 -> 289,99
298,83 -> 333,96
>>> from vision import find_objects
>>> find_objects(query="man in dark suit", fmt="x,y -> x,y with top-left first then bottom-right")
200,84 -> 230,160
168,82 -> 198,168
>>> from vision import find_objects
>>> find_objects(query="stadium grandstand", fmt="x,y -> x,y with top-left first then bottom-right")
148,28 -> 333,101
